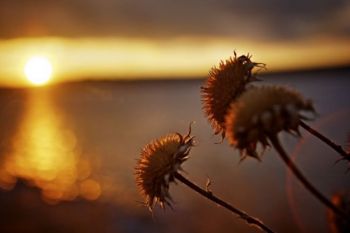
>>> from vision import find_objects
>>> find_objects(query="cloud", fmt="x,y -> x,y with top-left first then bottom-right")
0,0 -> 349,40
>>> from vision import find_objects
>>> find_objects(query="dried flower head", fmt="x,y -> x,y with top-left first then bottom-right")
225,85 -> 315,160
201,52 -> 265,137
328,192 -> 350,233
135,125 -> 195,210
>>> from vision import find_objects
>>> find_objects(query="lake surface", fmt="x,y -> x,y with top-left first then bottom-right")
0,70 -> 349,233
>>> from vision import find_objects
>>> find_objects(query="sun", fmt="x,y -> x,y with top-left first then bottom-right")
24,56 -> 53,85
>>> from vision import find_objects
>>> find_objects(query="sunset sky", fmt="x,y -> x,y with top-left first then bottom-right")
0,0 -> 349,87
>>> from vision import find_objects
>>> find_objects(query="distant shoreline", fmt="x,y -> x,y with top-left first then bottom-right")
1,64 -> 349,90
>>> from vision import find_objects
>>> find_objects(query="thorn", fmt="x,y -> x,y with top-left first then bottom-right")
185,121 -> 195,140
205,176 -> 212,193
247,147 -> 261,161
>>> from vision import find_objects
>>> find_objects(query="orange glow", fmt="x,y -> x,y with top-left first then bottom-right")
79,179 -> 102,201
0,90 -> 100,203
0,37 -> 349,87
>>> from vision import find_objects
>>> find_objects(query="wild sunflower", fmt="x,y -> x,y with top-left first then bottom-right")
201,52 -> 264,138
135,125 -> 195,210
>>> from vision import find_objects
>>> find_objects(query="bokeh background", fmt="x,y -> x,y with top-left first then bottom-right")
0,1 -> 349,233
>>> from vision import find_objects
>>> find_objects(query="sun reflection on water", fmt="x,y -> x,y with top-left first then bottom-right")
0,89 -> 101,203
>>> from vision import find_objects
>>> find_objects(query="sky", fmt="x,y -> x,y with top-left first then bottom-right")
0,0 -> 350,86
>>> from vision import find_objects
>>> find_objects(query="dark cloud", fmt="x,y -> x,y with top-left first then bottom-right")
0,0 -> 349,40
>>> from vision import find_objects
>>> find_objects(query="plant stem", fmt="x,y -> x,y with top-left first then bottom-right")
269,134 -> 349,221
174,172 -> 276,233
300,121 -> 350,162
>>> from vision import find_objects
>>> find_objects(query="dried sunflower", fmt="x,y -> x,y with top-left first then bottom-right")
135,125 -> 195,210
225,85 -> 315,160
201,52 -> 264,138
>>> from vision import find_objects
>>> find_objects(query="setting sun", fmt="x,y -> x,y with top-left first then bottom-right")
24,56 -> 53,85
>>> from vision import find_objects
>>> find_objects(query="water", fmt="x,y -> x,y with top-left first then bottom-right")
0,70 -> 349,233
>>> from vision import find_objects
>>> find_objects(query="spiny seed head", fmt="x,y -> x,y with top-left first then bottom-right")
201,52 -> 264,138
135,125 -> 195,210
225,85 -> 315,160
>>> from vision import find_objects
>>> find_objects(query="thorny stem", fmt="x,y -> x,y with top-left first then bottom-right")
300,121 -> 350,162
174,172 -> 276,233
269,134 -> 350,222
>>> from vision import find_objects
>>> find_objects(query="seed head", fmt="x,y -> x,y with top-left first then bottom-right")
225,85 -> 315,160
135,125 -> 195,210
201,52 -> 264,138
